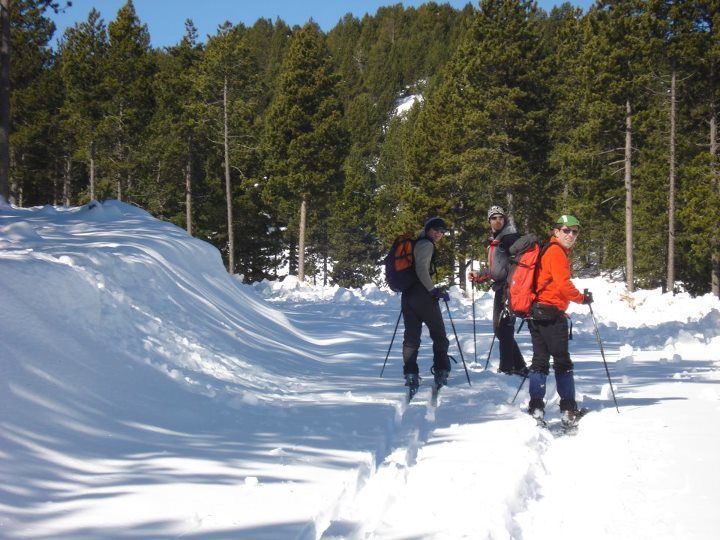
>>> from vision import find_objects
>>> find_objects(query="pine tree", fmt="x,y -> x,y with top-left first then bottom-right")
404,0 -> 549,283
143,20 -> 202,231
1,0 -> 68,202
560,0 -> 654,290
2,0 -> 64,205
329,93 -> 383,287
245,17 -> 292,108
196,21 -> 263,274
679,0 -> 720,296
641,0 -> 704,292
262,22 -> 348,282
58,8 -> 109,202
103,0 -> 155,201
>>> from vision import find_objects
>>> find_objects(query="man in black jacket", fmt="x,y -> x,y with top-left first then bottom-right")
401,217 -> 451,395
469,206 -> 528,376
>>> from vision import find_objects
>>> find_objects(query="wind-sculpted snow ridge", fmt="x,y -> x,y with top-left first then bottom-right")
0,201 -> 330,398
0,201 -> 387,538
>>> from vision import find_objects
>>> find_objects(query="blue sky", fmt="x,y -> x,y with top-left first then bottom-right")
50,1 -> 595,48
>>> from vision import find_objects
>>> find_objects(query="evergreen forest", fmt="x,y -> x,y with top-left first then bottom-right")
1,0 -> 719,297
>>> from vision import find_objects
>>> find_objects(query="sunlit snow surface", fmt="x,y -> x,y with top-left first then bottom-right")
1,200 -> 719,539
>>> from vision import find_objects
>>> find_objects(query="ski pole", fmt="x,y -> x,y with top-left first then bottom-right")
380,310 -> 402,377
584,289 -> 620,413
471,263 -> 477,365
511,373 -> 527,404
483,332 -> 496,370
443,299 -> 471,386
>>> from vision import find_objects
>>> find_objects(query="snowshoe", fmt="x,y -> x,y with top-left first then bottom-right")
560,407 -> 588,435
529,407 -> 547,428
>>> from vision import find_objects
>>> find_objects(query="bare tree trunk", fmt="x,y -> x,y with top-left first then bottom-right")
63,155 -> 71,207
288,241 -> 297,276
458,255 -> 467,292
666,68 -> 677,293
10,150 -> 21,205
298,196 -> 307,281
115,140 -> 123,201
14,150 -> 22,206
223,76 -> 234,273
323,251 -> 328,286
89,140 -> 96,201
711,102 -> 719,297
0,0 -> 10,202
185,136 -> 192,236
504,189 -> 514,225
624,99 -> 635,292
52,164 -> 58,206
8,146 -> 14,204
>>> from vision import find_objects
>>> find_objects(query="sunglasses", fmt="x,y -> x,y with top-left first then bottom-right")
559,227 -> 579,236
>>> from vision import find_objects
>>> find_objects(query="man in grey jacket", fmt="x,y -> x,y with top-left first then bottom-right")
469,206 -> 528,376
402,217 -> 451,396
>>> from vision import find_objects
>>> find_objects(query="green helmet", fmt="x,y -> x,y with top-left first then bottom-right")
554,214 -> 581,228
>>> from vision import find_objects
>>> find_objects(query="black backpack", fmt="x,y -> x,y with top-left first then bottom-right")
384,233 -> 419,292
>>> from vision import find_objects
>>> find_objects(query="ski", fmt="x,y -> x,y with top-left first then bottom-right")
430,383 -> 441,407
406,383 -> 443,406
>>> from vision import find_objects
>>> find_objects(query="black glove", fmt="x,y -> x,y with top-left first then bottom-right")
430,287 -> 450,301
582,291 -> 594,305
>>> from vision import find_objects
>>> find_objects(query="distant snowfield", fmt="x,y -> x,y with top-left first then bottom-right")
1,200 -> 719,539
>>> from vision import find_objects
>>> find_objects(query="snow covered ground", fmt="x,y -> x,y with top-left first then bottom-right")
1,200 -> 719,539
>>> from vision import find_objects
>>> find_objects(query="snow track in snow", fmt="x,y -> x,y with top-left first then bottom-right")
306,374 -> 567,540
312,389 -> 441,539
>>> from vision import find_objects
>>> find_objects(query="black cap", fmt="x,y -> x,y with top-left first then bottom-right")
424,216 -> 447,233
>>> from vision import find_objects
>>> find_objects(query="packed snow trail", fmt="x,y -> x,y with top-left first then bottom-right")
2,201 -> 719,539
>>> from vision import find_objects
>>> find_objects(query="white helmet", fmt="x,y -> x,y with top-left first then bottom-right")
487,205 -> 505,220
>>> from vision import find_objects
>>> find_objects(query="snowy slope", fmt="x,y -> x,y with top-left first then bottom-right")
1,200 -> 719,539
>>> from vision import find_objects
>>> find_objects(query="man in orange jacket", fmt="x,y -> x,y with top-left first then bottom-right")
527,215 -> 593,426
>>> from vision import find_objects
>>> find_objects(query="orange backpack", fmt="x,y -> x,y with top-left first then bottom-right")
384,233 -> 418,292
506,234 -> 554,318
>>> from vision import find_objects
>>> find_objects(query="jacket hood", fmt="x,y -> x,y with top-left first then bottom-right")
417,228 -> 432,242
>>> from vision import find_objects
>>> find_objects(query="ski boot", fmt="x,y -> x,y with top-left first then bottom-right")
431,366 -> 449,389
405,373 -> 420,402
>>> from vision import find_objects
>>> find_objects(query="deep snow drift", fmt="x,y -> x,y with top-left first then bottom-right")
1,200 -> 719,539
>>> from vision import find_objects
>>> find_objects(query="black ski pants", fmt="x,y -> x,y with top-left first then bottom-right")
528,315 -> 573,375
401,283 -> 450,375
493,289 -> 526,373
